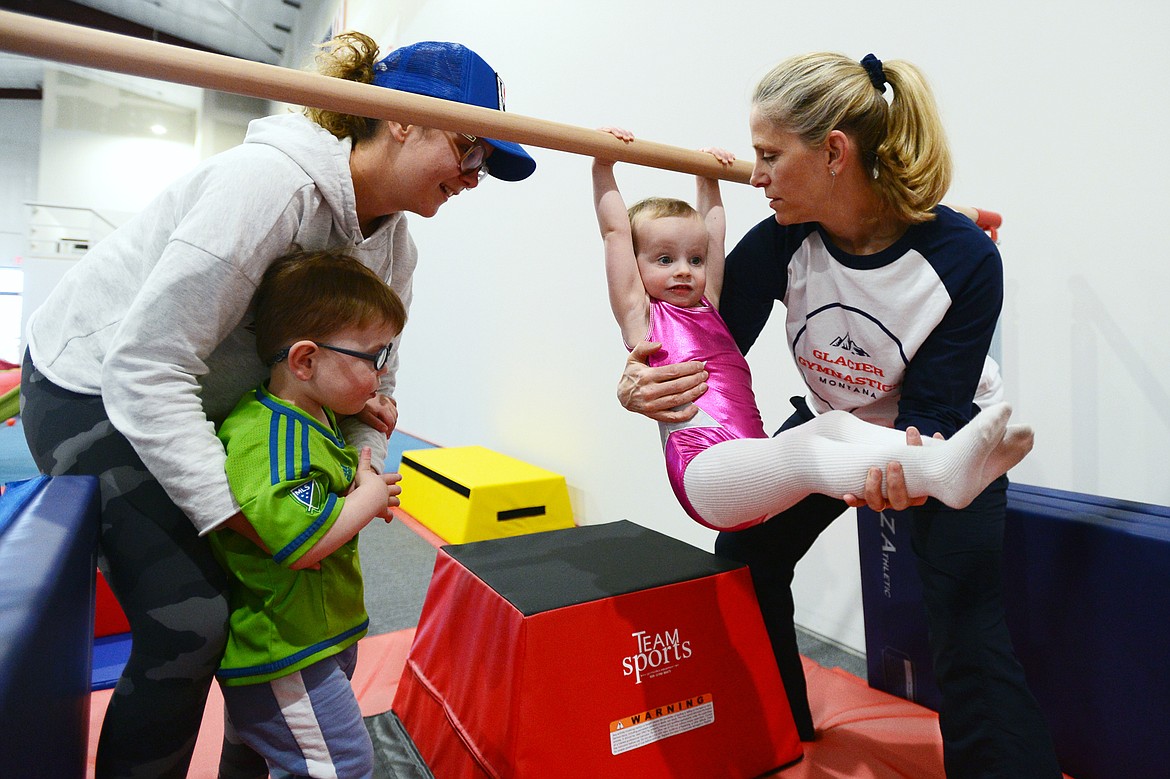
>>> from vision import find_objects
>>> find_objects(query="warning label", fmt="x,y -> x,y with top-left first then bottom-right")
609,694 -> 715,755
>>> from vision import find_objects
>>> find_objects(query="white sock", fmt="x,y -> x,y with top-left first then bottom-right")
681,403 -> 1029,529
809,408 -> 1033,492
981,423 -> 1034,486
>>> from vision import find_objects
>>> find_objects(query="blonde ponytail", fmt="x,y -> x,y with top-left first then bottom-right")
875,60 -> 952,223
753,52 -> 952,223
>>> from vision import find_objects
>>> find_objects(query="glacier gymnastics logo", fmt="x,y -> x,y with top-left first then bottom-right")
621,628 -> 693,684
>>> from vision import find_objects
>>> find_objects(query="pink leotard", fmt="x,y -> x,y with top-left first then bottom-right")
642,297 -> 768,527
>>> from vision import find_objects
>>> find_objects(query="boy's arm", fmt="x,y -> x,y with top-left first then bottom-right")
593,129 -> 649,346
696,147 -> 733,307
289,447 -> 400,570
220,511 -> 269,553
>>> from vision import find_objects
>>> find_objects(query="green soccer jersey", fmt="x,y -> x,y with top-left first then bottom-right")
211,383 -> 368,686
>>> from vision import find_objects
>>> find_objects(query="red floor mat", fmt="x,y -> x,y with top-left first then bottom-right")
87,631 -> 950,778
86,628 -> 1077,778
785,658 -> 945,778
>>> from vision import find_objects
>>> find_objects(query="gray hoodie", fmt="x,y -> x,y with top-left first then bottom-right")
26,112 -> 418,534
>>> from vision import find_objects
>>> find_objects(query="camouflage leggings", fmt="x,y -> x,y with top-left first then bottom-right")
20,351 -> 231,779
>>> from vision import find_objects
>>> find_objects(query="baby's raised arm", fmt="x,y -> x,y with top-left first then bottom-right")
592,127 -> 649,346
695,147 -> 734,306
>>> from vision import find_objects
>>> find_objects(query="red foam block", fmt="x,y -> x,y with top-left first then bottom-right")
393,523 -> 802,778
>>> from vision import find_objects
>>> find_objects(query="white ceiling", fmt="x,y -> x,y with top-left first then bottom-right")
0,0 -> 323,92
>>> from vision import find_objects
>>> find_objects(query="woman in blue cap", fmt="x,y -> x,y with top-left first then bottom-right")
19,31 -> 533,778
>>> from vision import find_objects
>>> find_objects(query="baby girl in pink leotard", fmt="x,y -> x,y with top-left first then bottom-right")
591,128 -> 1032,530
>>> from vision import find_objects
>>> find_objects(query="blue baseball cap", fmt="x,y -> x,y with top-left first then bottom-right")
372,41 -> 536,182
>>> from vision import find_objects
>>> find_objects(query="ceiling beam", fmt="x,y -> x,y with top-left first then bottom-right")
0,0 -> 231,58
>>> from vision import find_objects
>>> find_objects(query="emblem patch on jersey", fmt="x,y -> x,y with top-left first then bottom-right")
290,481 -> 320,513
342,464 -> 353,482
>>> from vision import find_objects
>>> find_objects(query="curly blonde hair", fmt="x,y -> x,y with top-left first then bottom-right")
303,31 -> 382,142
627,197 -> 701,255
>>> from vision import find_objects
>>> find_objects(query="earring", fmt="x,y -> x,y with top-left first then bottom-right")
830,168 -> 837,178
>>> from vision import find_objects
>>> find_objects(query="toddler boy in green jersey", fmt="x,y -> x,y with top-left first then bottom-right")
210,249 -> 406,778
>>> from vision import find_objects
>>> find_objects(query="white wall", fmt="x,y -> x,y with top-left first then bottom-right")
339,0 -> 1170,651
7,0 -> 1167,653
0,101 -> 40,264
0,100 -> 41,362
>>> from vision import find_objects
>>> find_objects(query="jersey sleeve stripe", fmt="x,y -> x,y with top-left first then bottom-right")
268,411 -> 281,486
300,420 -> 311,479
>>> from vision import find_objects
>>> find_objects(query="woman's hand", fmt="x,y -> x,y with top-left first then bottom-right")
356,394 -> 398,437
617,341 -> 708,423
842,426 -> 939,511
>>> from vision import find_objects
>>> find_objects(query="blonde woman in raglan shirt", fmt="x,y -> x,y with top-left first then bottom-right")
617,54 -> 1061,778
19,35 -> 535,778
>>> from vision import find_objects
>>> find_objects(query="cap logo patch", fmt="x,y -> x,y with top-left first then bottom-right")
496,73 -> 506,112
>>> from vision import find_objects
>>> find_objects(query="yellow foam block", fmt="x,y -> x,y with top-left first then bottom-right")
398,446 -> 574,544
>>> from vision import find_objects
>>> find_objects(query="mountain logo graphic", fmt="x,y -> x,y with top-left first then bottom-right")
830,333 -> 870,357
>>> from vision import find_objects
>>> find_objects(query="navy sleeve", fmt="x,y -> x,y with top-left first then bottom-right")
895,219 -> 1003,438
720,217 -> 801,355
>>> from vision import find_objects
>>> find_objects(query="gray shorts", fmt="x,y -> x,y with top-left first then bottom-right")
221,645 -> 373,779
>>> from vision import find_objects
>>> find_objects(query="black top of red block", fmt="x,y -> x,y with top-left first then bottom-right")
443,520 -> 743,616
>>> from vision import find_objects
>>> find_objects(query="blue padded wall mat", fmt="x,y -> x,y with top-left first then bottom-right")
1010,482 -> 1170,521
861,484 -> 1170,779
92,633 -> 133,690
1002,487 -> 1170,779
0,475 -> 100,778
0,474 -> 49,537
